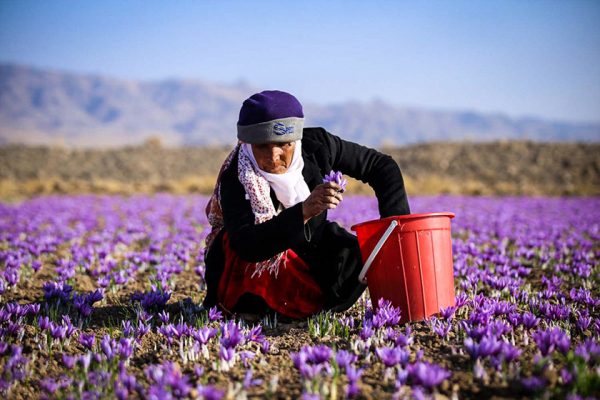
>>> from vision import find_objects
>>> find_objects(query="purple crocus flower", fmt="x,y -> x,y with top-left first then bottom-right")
158,310 -> 170,324
245,325 -> 263,342
197,385 -> 224,400
479,336 -> 503,357
339,316 -> 355,330
39,378 -> 60,394
208,306 -> 222,322
158,324 -> 177,343
145,362 -> 191,398
521,375 -> 547,391
220,321 -> 245,349
0,308 -> 10,323
242,369 -> 262,389
439,306 -> 456,320
31,260 -> 42,272
172,322 -> 191,339
62,354 -> 77,369
1,345 -> 29,388
61,315 -> 77,337
359,324 -> 373,341
560,368 -> 574,385
118,337 -> 135,359
455,292 -> 469,308
122,320 -> 134,337
50,324 -> 67,340
464,336 -> 502,360
372,298 -> 401,328
219,347 -> 235,363
291,345 -> 334,380
305,345 -> 332,364
500,342 -> 522,363
576,314 -> 592,332
192,326 -> 217,345
136,321 -> 151,340
98,276 -> 111,288
507,312 -> 521,327
574,338 -> 600,363
323,170 -> 348,192
521,312 -> 539,330
465,324 -> 488,340
79,333 -> 95,350
239,350 -> 256,368
395,367 -> 409,387
430,317 -> 452,339
346,365 -> 363,398
393,327 -> 413,348
42,281 -> 73,304
25,303 -> 40,316
376,346 -> 409,368
260,340 -> 271,354
86,289 -> 103,305
335,350 -> 357,372
101,335 -> 117,360
533,327 -> 570,357
408,361 -> 451,389
79,352 -> 92,371
38,316 -> 52,330
131,288 -> 171,312
299,364 -> 327,380
291,350 -> 308,370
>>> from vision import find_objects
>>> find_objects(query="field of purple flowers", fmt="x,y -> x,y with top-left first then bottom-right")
0,194 -> 599,399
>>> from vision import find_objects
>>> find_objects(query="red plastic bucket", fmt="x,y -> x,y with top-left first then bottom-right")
351,212 -> 456,323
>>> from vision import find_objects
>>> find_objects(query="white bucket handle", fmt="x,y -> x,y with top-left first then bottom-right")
358,219 -> 398,284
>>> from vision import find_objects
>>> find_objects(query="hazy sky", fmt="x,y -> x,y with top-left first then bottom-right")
1,0 -> 599,123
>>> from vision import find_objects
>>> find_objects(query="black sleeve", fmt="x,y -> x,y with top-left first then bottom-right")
320,128 -> 410,217
220,163 -> 309,263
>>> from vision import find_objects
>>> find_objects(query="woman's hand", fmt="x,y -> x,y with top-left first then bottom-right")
302,182 -> 343,223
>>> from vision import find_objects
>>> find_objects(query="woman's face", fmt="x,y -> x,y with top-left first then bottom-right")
251,141 -> 295,174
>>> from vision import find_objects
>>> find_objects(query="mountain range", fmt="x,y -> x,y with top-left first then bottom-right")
1,64 -> 598,148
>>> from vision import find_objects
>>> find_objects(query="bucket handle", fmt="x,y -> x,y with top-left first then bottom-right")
358,219 -> 398,284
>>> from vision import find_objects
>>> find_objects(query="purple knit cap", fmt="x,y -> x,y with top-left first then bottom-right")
237,90 -> 304,144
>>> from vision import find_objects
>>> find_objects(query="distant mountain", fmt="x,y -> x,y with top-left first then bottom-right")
1,64 -> 598,148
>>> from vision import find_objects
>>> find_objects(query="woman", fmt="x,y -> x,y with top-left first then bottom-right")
202,90 -> 410,318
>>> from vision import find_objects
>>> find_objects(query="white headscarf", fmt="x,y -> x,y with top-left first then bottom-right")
241,140 -> 310,209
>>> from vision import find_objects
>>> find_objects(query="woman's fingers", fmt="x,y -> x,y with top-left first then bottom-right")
303,182 -> 344,221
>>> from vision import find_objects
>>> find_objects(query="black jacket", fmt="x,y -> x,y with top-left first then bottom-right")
219,127 -> 410,260
203,127 -> 410,308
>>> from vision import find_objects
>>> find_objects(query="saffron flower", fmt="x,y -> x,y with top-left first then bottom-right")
323,170 -> 348,192
533,327 -> 570,356
196,385 -> 224,400
131,288 -> 171,312
520,375 -> 547,391
376,346 -> 409,368
408,361 -> 451,389
145,361 -> 191,398
220,321 -> 245,349
335,350 -> 357,372
242,369 -> 262,389
346,365 -> 363,398
79,332 -> 95,350
208,307 -> 223,322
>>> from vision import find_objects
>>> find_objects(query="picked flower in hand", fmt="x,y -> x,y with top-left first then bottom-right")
323,170 -> 348,192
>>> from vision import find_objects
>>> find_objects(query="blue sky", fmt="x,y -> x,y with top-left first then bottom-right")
1,0 -> 599,123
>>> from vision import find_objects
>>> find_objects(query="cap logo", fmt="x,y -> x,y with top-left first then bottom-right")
273,122 -> 294,136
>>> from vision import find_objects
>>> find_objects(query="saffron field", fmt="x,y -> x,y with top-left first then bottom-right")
0,194 -> 599,399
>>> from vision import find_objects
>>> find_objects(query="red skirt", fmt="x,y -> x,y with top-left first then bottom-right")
217,232 -> 325,319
